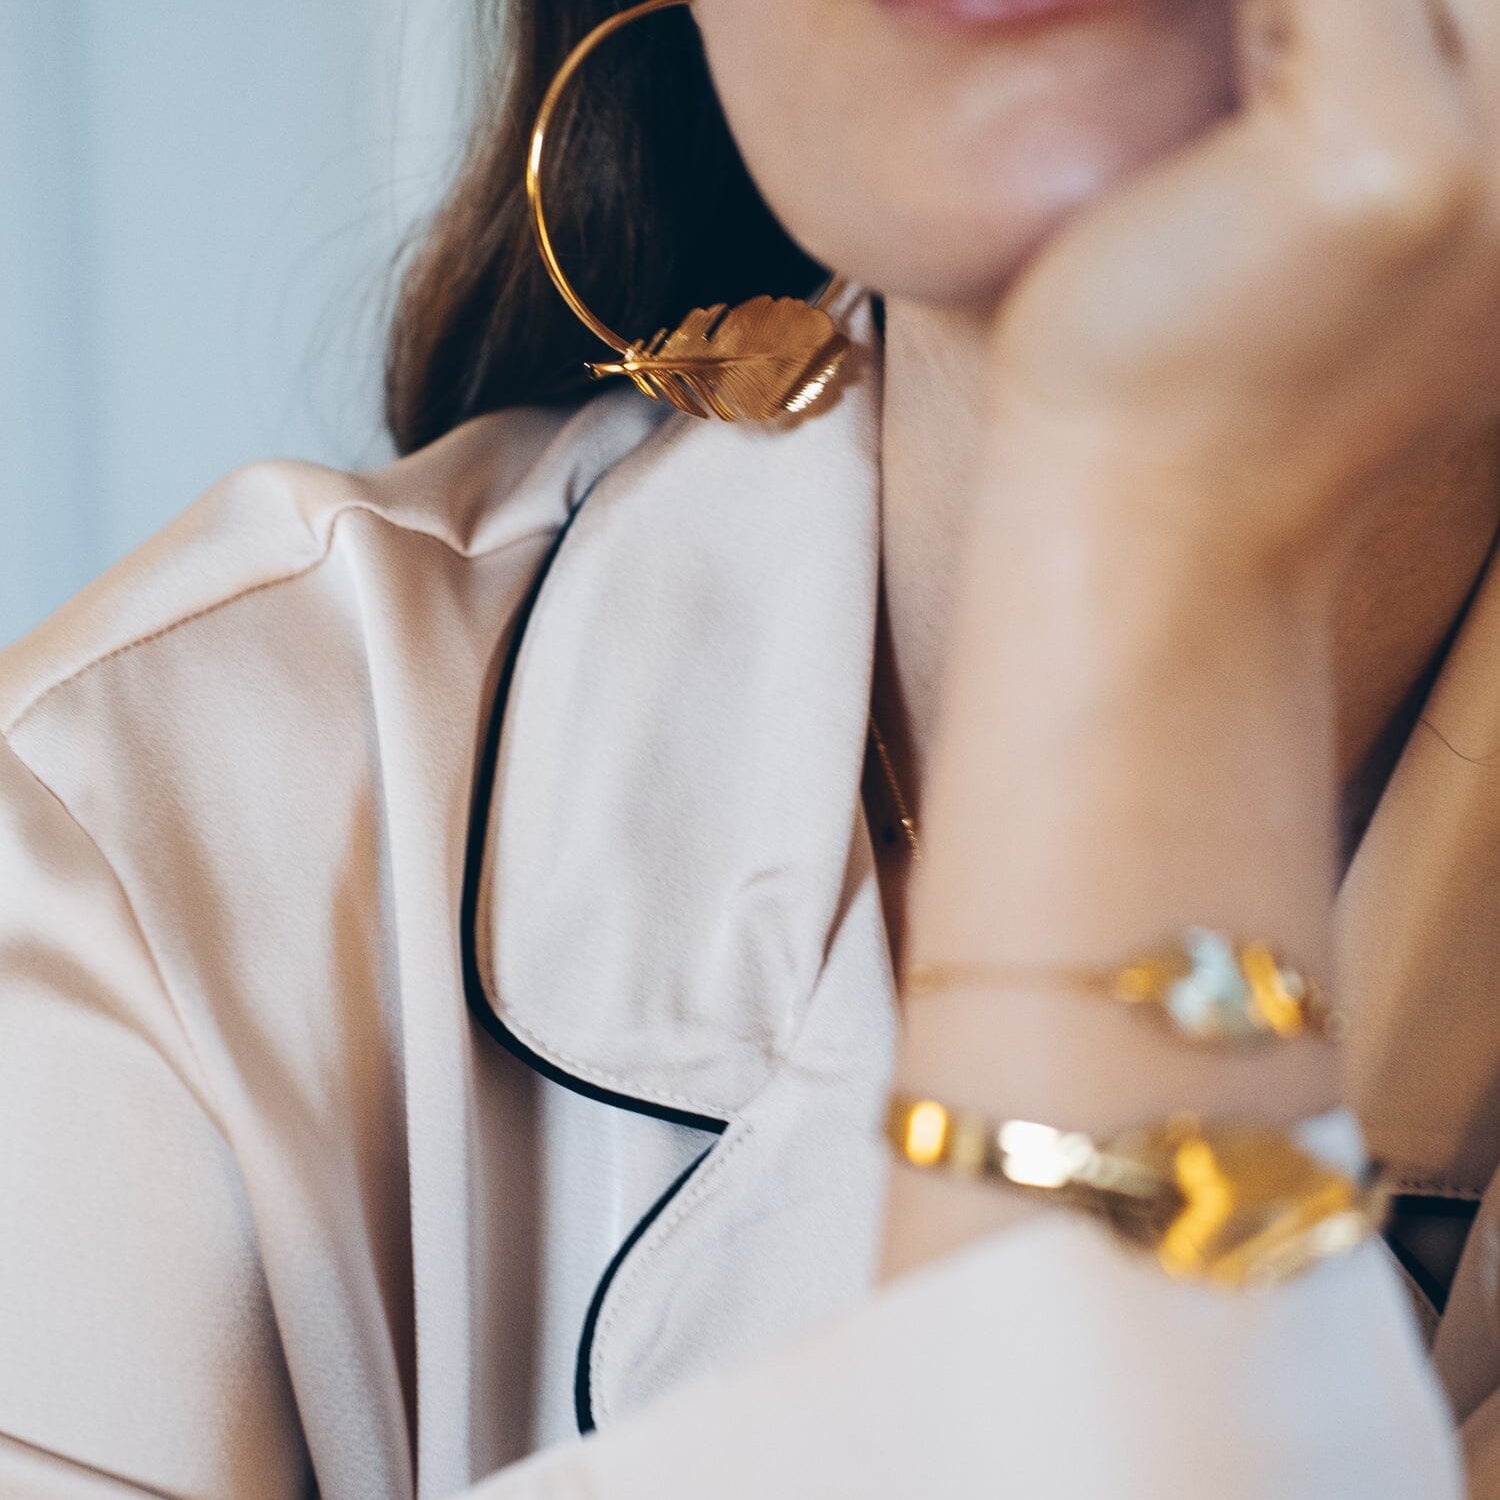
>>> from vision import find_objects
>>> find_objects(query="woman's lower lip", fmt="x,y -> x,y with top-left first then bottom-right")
875,0 -> 1124,26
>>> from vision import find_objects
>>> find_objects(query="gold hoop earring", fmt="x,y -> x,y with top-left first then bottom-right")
527,0 -> 850,423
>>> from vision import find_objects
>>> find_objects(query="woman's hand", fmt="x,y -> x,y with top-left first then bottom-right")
884,0 -> 1500,1276
986,0 -> 1500,572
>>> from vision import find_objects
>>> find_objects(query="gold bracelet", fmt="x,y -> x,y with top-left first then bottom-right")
887,1094 -> 1385,1289
902,928 -> 1344,1046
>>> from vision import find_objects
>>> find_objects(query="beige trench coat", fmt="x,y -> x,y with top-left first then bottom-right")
1,287 -> 1496,1498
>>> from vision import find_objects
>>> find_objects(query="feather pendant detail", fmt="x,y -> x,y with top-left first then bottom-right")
589,295 -> 851,422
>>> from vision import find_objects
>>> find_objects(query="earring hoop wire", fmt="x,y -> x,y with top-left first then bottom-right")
525,0 -> 850,421
526,0 -> 689,354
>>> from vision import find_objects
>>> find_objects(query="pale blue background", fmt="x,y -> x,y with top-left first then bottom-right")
0,1 -> 476,644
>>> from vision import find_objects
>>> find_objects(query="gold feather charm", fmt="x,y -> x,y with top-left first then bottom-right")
525,0 -> 852,423
590,296 -> 850,422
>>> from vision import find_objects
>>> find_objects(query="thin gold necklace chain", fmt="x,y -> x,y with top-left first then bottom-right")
866,713 -> 922,862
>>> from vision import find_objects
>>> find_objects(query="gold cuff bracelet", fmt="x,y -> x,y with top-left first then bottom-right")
887,1094 -> 1384,1289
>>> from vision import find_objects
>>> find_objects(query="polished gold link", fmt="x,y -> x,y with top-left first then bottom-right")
886,1095 -> 1383,1288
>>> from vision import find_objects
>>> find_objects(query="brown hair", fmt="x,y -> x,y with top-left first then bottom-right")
384,0 -> 822,456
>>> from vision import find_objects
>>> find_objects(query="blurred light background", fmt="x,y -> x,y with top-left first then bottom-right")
0,1 -> 479,644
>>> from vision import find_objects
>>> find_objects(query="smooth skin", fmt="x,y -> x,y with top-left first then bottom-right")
692,0 -> 1500,1274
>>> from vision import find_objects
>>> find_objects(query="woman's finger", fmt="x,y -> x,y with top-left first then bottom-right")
1238,0 -> 1467,127
1438,0 -> 1500,132
1236,0 -> 1484,243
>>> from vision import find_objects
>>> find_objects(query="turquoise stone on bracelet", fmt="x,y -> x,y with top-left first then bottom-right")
1169,929 -> 1264,1039
1115,927 -> 1318,1042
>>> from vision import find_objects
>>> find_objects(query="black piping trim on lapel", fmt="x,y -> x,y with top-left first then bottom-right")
573,1148 -> 715,1434
460,483 -> 727,1134
459,476 -> 729,1436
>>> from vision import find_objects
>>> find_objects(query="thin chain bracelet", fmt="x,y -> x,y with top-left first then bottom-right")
903,930 -> 1345,1046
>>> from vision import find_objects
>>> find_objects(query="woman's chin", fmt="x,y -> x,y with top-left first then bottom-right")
809,146 -> 1145,314
696,0 -> 1238,318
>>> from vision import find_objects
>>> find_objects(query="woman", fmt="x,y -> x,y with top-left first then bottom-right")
3,0 -> 1498,1493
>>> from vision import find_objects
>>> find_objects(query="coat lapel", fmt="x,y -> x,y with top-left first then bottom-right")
477,281 -> 884,1123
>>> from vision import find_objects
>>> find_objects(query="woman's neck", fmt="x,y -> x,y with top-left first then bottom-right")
873,296 -> 995,806
874,292 -> 1500,845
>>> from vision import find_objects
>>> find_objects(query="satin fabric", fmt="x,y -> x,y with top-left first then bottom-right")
0,285 -> 1492,1496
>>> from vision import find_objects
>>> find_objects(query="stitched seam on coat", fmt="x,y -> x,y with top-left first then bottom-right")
474,986 -> 743,1120
0,731 -> 228,1141
0,1428 -> 178,1500
2,506 -> 564,1131
5,504 -> 564,736
588,1120 -> 755,1425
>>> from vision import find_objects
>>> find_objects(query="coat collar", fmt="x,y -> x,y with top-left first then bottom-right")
476,284 -> 1500,1196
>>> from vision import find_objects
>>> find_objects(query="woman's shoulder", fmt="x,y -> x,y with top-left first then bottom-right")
0,400 -> 616,743
0,386 -> 665,887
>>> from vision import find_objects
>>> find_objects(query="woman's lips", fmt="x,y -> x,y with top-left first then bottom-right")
875,0 -> 1126,27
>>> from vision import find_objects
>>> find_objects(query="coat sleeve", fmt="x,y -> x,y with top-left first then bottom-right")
0,734 -> 311,1499
459,1138 -> 1465,1500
